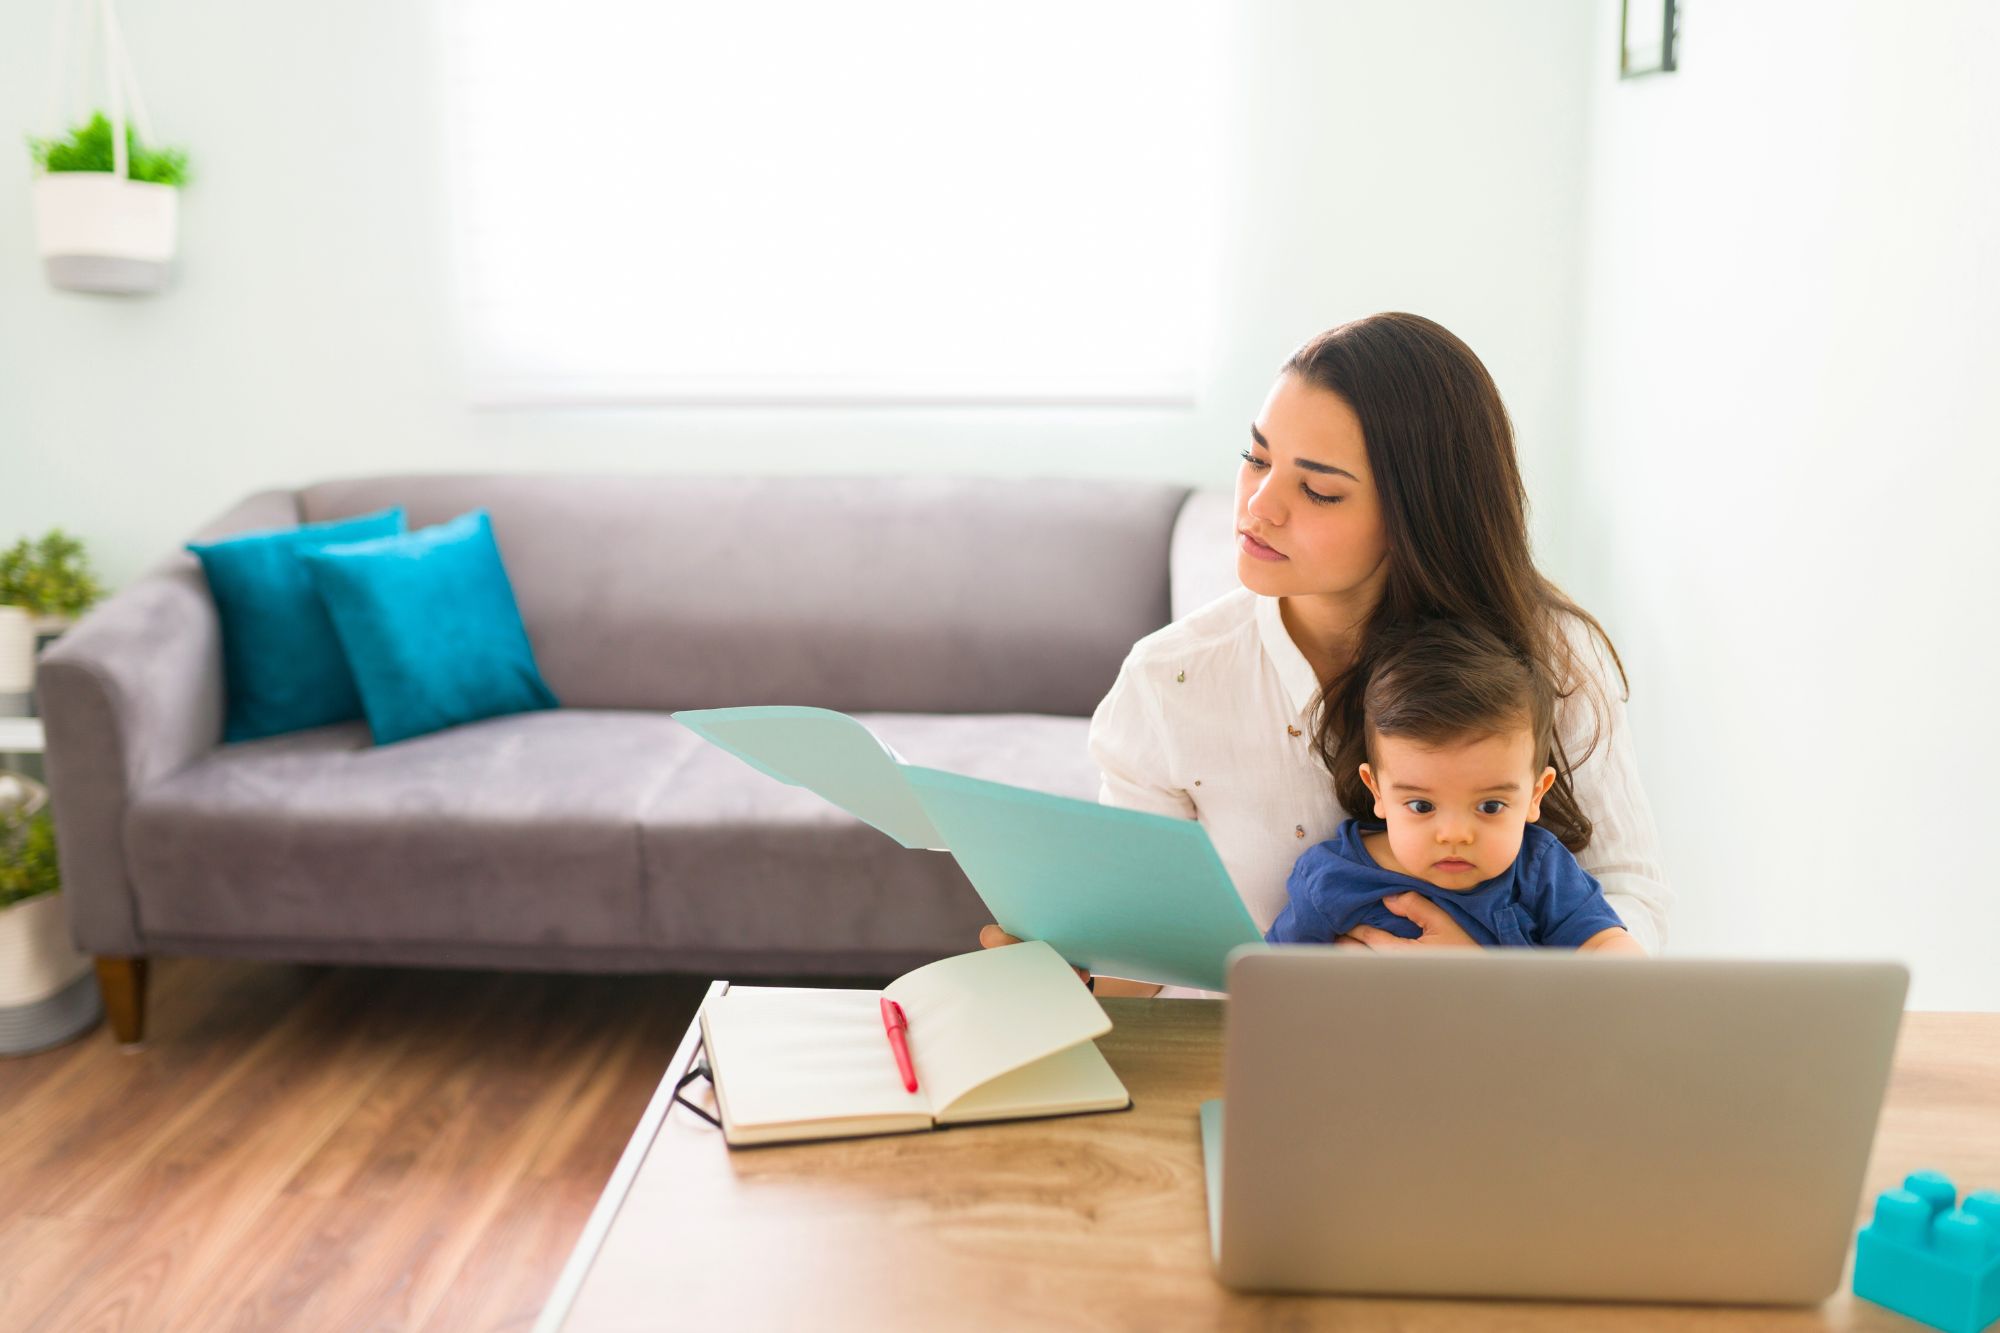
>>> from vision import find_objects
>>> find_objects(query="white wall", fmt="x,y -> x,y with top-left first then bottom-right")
9,3 -> 1996,1008
1573,2 -> 2000,1008
0,1 -> 1596,587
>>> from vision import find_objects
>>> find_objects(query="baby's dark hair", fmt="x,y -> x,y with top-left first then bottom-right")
1362,619 -> 1559,782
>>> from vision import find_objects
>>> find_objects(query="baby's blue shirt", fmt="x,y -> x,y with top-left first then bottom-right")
1266,820 -> 1627,948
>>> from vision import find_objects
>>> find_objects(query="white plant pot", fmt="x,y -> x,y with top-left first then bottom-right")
32,171 -> 179,294
0,892 -> 88,1006
0,606 -> 34,717
0,893 -> 99,1054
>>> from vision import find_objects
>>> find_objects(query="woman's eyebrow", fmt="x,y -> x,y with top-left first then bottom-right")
1249,424 -> 1358,481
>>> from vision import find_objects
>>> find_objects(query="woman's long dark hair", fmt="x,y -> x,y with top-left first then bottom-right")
1291,312 -> 1625,851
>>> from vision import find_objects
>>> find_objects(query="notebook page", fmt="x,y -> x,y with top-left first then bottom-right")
885,941 -> 1112,1114
936,1039 -> 1129,1125
701,987 -> 933,1130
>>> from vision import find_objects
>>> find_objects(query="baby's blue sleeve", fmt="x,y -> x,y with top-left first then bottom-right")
1266,842 -> 1349,944
1527,833 -> 1629,948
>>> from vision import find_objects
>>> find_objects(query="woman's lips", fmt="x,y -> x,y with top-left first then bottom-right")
1238,531 -> 1287,562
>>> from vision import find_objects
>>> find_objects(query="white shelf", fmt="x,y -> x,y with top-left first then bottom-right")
0,717 -> 46,755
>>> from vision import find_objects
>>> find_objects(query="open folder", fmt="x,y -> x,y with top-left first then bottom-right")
697,941 -> 1130,1147
672,706 -> 1265,992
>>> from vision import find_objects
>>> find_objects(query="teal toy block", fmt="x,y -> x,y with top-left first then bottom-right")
1854,1170 -> 2000,1333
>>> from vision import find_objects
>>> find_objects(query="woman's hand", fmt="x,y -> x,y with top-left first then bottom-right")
978,924 -> 1027,951
1336,892 -> 1485,951
979,924 -> 1092,985
977,924 -> 1163,995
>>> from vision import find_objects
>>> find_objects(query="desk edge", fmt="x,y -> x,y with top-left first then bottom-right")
533,977 -> 727,1333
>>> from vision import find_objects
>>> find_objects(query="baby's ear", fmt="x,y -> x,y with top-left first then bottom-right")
1525,765 -> 1558,822
1358,762 -> 1387,818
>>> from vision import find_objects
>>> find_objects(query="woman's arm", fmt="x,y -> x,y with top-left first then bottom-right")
1086,648 -> 1197,819
1558,617 -> 1675,954
973,651 -> 1179,995
977,925 -> 1163,996
1267,845 -> 1361,945
1084,653 -> 1186,994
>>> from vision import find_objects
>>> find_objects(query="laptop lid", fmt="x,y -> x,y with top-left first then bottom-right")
1212,949 -> 1908,1303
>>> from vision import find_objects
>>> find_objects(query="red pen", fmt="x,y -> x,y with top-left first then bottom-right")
880,997 -> 918,1093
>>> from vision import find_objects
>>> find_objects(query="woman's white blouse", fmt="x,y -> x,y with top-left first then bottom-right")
1088,588 -> 1673,955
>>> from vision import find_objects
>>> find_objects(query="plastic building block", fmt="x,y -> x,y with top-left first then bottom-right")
1854,1170 -> 2000,1333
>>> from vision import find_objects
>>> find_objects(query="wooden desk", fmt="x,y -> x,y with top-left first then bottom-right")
543,995 -> 2000,1331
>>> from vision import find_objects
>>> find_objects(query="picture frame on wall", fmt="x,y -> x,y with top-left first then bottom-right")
1621,0 -> 1678,78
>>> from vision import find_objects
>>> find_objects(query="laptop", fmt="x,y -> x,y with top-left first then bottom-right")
1201,948 -> 1908,1303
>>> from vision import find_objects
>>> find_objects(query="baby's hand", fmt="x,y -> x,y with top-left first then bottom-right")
1578,927 -> 1645,955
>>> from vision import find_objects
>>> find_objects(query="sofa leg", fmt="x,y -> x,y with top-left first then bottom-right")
95,956 -> 149,1044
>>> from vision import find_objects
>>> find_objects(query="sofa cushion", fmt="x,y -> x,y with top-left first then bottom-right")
187,507 -> 405,742
302,510 -> 559,745
297,475 -> 1187,718
636,712 -> 1101,962
124,710 -> 686,948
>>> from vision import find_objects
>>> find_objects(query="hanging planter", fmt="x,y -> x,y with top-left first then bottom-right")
28,0 -> 190,295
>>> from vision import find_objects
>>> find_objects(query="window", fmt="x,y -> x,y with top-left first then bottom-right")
445,0 -> 1214,406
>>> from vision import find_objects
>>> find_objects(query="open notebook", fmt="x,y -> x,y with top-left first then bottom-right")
697,941 -> 1131,1147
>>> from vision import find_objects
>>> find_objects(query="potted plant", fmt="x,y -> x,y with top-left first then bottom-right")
0,529 -> 104,626
29,0 -> 188,295
0,530 -> 103,716
0,774 -> 100,1054
29,109 -> 189,294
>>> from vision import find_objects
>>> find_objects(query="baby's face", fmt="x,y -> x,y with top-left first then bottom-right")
1358,728 -> 1557,891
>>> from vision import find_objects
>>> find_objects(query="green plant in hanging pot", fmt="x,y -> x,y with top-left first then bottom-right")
29,0 -> 190,295
29,110 -> 188,184
29,109 -> 191,294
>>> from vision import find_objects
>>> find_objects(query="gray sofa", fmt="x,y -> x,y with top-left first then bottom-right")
40,475 -> 1233,1041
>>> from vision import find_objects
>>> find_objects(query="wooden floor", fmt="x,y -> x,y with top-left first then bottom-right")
0,957 -> 772,1332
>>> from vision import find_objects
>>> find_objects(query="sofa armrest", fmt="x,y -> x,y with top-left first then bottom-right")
37,490 -> 300,955
1170,489 -> 1238,622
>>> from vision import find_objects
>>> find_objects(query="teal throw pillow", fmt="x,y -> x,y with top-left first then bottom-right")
299,510 -> 558,745
188,507 -> 406,742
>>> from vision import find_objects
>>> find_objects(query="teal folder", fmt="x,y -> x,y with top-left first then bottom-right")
671,706 -> 1265,992
673,706 -> 945,849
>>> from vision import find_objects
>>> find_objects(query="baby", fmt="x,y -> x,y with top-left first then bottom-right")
1267,620 -> 1643,954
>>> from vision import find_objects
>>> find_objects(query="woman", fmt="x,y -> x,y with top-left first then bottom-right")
983,312 -> 1671,994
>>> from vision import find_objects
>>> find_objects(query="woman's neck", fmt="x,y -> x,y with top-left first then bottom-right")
1279,591 -> 1378,684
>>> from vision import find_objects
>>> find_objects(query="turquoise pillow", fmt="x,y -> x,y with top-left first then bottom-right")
188,508 -> 406,742
299,510 -> 558,745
